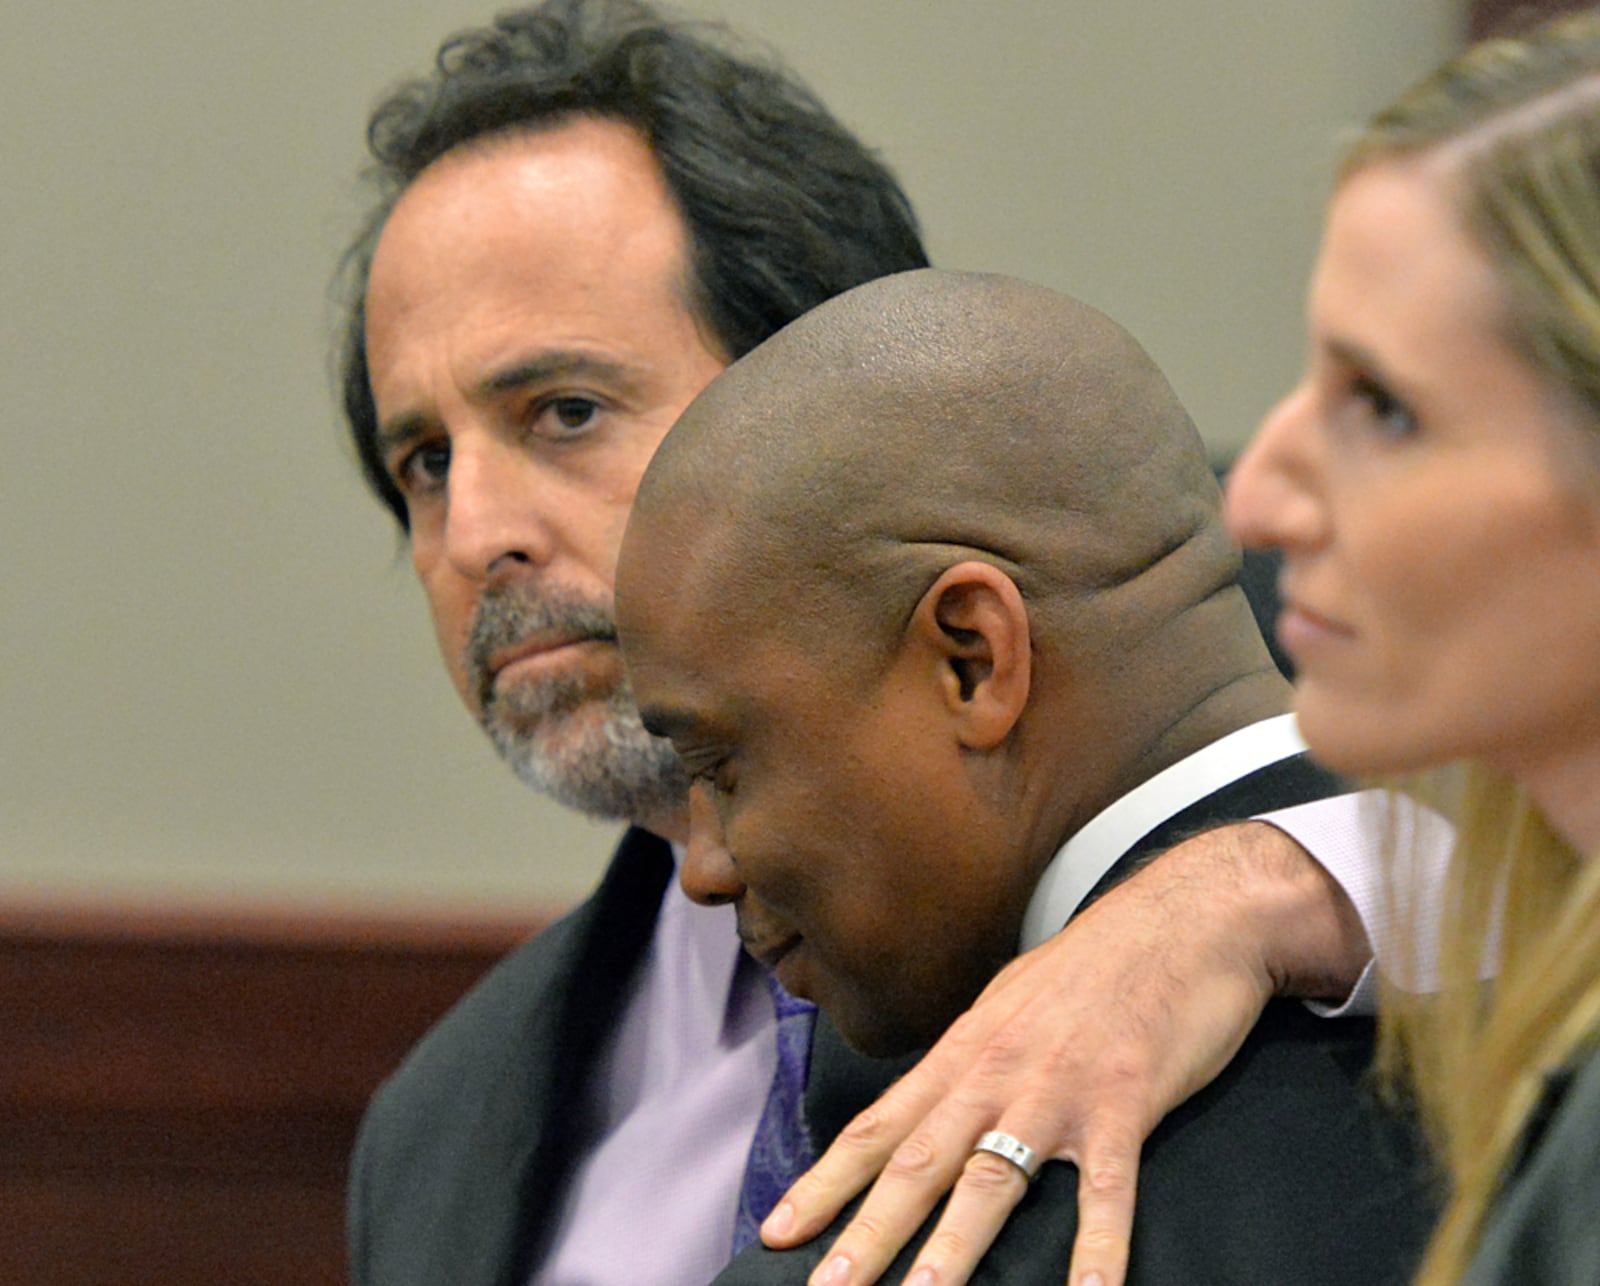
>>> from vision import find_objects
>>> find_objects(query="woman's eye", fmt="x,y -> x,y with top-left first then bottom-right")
1351,373 -> 1418,440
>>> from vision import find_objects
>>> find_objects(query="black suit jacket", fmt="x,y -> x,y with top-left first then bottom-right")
351,757 -> 1433,1285
712,754 -> 1436,1285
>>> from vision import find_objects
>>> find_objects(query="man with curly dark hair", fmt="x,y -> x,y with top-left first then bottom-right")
339,4 -> 1389,1284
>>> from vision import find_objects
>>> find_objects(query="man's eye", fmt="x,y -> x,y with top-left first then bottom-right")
696,759 -> 737,798
542,396 -> 600,434
1351,374 -> 1418,440
395,441 -> 450,494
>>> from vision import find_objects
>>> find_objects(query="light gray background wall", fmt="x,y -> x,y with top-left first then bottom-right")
3,2 -> 1459,915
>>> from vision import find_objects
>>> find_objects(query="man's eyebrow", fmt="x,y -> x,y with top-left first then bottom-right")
374,412 -> 431,460
476,350 -> 639,399
373,350 -> 644,457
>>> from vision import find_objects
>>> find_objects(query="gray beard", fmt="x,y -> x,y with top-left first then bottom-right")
467,584 -> 689,823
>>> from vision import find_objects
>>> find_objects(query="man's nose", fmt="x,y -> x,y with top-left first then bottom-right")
679,783 -> 745,906
442,436 -> 557,581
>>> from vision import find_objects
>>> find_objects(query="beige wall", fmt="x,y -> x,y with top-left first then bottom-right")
2,2 -> 1460,914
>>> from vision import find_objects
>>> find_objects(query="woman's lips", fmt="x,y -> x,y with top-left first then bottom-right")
1276,599 -> 1355,656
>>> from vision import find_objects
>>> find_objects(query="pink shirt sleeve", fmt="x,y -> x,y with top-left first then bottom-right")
1255,790 -> 1458,1016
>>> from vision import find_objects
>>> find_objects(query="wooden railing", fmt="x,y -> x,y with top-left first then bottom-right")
0,900 -> 550,1285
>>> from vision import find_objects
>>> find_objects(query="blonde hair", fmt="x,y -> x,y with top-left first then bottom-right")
1344,15 -> 1600,421
1379,769 -> 1600,1284
1344,14 -> 1600,1282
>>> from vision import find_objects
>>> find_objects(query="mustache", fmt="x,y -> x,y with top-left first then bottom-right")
465,584 -> 618,713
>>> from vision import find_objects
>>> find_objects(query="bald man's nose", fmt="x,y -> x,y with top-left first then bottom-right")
443,438 -> 556,581
679,784 -> 744,906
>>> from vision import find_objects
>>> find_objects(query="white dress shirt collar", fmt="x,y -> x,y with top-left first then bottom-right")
1019,714 -> 1307,951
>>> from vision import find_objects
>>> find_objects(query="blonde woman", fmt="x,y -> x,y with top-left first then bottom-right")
1227,14 -> 1600,1284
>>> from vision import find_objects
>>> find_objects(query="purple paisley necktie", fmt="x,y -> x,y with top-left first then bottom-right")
731,970 -> 817,1254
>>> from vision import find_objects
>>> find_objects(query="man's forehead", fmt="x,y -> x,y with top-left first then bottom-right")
624,609 -> 730,746
619,501 -> 713,636
366,118 -> 694,320
363,118 -> 721,428
620,512 -> 764,679
385,117 -> 667,227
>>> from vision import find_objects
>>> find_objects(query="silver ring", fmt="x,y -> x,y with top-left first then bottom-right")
972,1130 -> 1040,1181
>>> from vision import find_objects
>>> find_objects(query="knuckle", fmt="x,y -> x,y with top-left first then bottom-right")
924,1226 -> 976,1262
1073,1223 -> 1126,1253
940,1004 -> 988,1048
842,1211 -> 893,1246
961,1153 -> 1028,1195
1075,1108 -> 1137,1150
975,1018 -> 1031,1066
1079,1152 -> 1136,1199
1059,1039 -> 1147,1086
837,1102 -> 898,1153
947,1033 -> 1032,1110
1075,1092 -> 1159,1149
882,1132 -> 941,1181
1104,1046 -> 1158,1086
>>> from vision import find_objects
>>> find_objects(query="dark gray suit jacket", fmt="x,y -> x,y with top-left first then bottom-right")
347,826 -> 676,1286
1460,1044 -> 1600,1283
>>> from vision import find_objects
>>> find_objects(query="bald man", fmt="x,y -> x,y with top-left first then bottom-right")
617,271 -> 1432,1284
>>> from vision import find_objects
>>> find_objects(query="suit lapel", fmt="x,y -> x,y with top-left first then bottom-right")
1082,753 -> 1345,909
497,828 -> 675,1282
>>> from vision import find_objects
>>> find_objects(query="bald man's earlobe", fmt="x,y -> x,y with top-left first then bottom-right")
912,562 -> 1031,750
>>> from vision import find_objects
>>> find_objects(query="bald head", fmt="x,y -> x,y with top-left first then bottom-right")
616,270 -> 1285,1053
629,269 -> 1236,668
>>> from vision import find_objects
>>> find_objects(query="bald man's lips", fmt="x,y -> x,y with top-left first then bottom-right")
742,930 -> 804,977
738,906 -> 811,993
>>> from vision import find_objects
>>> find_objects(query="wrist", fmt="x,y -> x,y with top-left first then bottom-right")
1218,821 -> 1372,1002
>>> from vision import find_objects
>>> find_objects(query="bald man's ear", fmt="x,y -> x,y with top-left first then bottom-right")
910,561 -> 1031,750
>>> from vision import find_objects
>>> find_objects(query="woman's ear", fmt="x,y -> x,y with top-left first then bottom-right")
908,560 -> 1031,749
